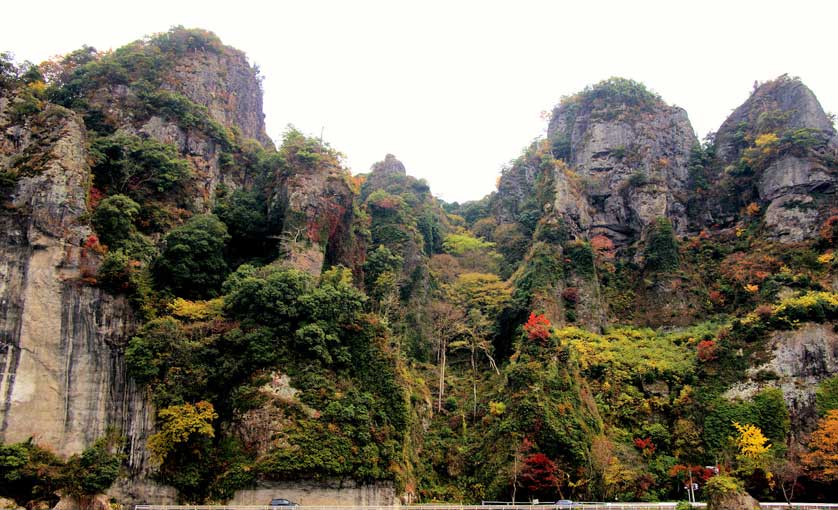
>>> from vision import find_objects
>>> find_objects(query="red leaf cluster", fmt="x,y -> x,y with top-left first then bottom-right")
633,436 -> 656,456
519,452 -> 560,494
696,339 -> 718,362
524,313 -> 551,343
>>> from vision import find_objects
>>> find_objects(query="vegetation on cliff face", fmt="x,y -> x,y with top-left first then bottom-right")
2,29 -> 838,506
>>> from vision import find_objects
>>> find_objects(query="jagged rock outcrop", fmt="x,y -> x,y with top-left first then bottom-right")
716,75 -> 837,161
268,145 -> 356,276
714,75 -> 838,242
723,323 -> 838,441
78,32 -> 271,212
160,45 -> 271,147
547,79 -> 698,242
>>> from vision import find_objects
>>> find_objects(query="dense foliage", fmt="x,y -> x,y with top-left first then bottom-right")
8,32 -> 838,506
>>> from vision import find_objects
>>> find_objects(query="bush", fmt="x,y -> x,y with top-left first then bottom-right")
703,474 -> 743,498
155,214 -> 231,298
91,194 -> 140,249
61,435 -> 122,498
90,133 -> 190,201
645,218 -> 680,272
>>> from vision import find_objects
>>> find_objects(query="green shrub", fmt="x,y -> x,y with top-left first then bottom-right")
90,133 -> 191,201
816,376 -> 838,415
703,474 -> 743,498
60,435 -> 122,498
564,240 -> 595,277
645,218 -> 680,272
155,214 -> 230,298
91,194 -> 140,249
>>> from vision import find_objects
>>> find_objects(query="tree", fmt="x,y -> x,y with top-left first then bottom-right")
428,300 -> 466,413
644,217 -> 680,272
524,313 -> 551,343
91,133 -> 190,199
802,409 -> 838,481
0,440 -> 63,506
363,245 -> 403,315
61,435 -> 122,499
214,188 -> 270,260
731,421 -> 774,492
519,453 -> 561,499
90,194 -> 140,250
147,401 -> 217,466
155,214 -> 230,298
450,309 -> 499,418
771,445 -> 803,505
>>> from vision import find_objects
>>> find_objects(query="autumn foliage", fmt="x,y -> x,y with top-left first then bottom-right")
519,452 -> 561,495
524,313 -> 551,343
719,251 -> 780,285
802,409 -> 838,481
696,339 -> 718,362
633,437 -> 656,457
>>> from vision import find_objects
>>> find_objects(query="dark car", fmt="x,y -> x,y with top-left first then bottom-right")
269,499 -> 298,509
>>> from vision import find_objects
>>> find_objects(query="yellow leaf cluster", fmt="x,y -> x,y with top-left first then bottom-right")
147,401 -> 217,465
732,421 -> 771,458
169,297 -> 224,321
754,133 -> 779,150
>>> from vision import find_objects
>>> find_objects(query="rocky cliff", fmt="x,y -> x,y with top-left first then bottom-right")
268,135 -> 357,276
3,30 -> 838,506
710,75 -> 838,241
0,92 -> 172,501
547,78 -> 697,242
1,28 -> 371,506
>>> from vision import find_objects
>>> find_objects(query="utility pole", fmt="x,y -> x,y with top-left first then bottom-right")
688,469 -> 696,504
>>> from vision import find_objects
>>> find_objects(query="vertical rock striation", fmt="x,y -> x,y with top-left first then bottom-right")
0,97 -> 173,500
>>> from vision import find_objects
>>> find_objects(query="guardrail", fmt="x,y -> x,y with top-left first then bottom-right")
134,503 -> 838,510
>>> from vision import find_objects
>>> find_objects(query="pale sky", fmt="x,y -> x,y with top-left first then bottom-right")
4,0 -> 837,202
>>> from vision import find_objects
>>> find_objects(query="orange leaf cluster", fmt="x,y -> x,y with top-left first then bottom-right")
524,313 -> 551,343
696,339 -> 718,362
802,409 -> 838,481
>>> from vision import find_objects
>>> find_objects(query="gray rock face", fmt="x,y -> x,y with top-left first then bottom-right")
0,100 -> 172,503
758,155 -> 833,201
547,93 -> 697,241
723,323 -> 838,441
161,47 -> 271,146
763,194 -> 822,243
716,75 -> 836,162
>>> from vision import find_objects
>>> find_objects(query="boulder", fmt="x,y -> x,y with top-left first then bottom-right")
707,491 -> 760,510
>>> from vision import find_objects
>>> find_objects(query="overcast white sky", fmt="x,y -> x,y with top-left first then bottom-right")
3,0 -> 837,202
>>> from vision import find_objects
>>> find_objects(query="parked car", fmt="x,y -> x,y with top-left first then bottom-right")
555,501 -> 573,508
269,498 -> 298,509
